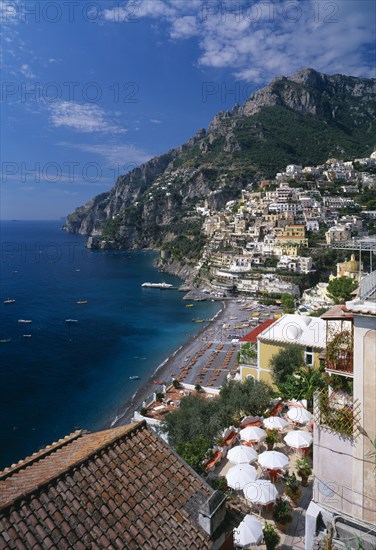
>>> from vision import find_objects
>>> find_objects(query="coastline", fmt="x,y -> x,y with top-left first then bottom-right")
106,300 -> 229,429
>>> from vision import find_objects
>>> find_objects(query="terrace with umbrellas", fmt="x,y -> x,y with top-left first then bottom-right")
202,402 -> 314,548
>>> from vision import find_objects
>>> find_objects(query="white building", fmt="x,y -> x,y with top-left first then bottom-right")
306,271 -> 376,549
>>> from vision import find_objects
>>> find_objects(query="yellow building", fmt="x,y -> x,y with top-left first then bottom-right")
275,224 -> 308,248
334,254 -> 362,282
240,314 -> 326,386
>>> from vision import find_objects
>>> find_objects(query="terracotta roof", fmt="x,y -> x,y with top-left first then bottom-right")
240,319 -> 276,343
0,421 -> 230,549
320,305 -> 353,320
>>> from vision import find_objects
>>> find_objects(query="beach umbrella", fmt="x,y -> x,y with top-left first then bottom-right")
239,426 -> 266,443
243,480 -> 278,506
226,464 -> 258,490
258,451 -> 289,471
287,407 -> 313,425
263,416 -> 289,431
240,415 -> 264,428
284,430 -> 312,449
233,515 -> 263,547
227,445 -> 258,464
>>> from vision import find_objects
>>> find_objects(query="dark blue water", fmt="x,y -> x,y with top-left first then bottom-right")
0,221 -> 219,468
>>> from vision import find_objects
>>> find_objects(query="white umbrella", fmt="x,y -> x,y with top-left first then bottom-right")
226,464 -> 258,490
284,430 -> 312,449
263,416 -> 288,431
287,407 -> 313,424
228,445 -> 258,464
258,451 -> 289,470
243,479 -> 278,505
233,515 -> 263,547
240,415 -> 264,427
239,426 -> 266,443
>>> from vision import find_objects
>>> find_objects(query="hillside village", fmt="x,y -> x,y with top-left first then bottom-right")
156,151 -> 376,306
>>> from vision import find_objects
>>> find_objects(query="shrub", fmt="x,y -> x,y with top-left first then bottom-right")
207,476 -> 228,492
265,429 -> 279,448
273,497 -> 292,525
263,522 -> 281,550
296,457 -> 312,485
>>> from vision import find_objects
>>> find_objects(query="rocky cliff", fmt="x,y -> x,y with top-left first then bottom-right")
64,68 -> 376,256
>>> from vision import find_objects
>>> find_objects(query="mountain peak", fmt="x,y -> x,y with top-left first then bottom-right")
64,70 -> 376,252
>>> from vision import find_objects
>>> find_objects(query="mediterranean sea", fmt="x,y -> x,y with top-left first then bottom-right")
0,220 -> 220,469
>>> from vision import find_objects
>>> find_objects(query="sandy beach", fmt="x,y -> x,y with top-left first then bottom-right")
108,298 -> 282,428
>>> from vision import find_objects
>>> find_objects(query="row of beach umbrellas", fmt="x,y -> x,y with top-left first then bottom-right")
226,450 -> 289,490
238,410 -> 313,444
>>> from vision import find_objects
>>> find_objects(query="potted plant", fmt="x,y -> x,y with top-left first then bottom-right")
272,497 -> 292,530
215,436 -> 225,448
155,392 -> 164,402
265,429 -> 279,450
284,472 -> 301,504
263,522 -> 281,550
296,457 -> 312,486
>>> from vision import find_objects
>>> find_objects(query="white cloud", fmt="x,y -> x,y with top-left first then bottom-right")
101,0 -> 375,83
170,15 -> 198,39
150,119 -> 162,124
58,141 -> 153,166
0,0 -> 20,25
49,102 -> 126,134
20,63 -> 36,79
102,0 -> 175,23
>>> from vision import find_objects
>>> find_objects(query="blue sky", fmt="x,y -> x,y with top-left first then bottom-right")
1,0 -> 375,220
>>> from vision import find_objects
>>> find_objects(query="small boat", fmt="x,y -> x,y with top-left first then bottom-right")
141,282 -> 174,289
193,319 -> 205,323
4,299 -> 16,304
129,376 -> 140,380
22,334 -> 32,338
65,319 -> 78,323
185,304 -> 193,307
18,319 -> 32,324
77,300 -> 88,304
0,338 -> 11,343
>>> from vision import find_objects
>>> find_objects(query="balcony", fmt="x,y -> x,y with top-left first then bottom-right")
324,329 -> 354,376
325,351 -> 353,375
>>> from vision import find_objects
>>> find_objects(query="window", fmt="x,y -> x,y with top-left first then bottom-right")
305,347 -> 314,366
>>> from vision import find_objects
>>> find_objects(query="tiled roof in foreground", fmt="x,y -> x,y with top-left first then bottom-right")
0,421 -> 229,549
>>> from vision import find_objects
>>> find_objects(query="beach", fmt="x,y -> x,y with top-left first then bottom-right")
110,298 -> 282,428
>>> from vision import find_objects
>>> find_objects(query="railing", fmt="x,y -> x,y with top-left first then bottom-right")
325,352 -> 353,375
314,388 -> 361,439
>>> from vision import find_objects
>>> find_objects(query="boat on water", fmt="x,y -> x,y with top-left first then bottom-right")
193,319 -> 205,323
77,300 -> 88,304
0,338 -> 11,343
18,319 -> 32,324
129,376 -> 140,380
22,334 -> 32,338
141,282 -> 174,289
185,304 -> 194,307
4,299 -> 16,304
65,319 -> 78,323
